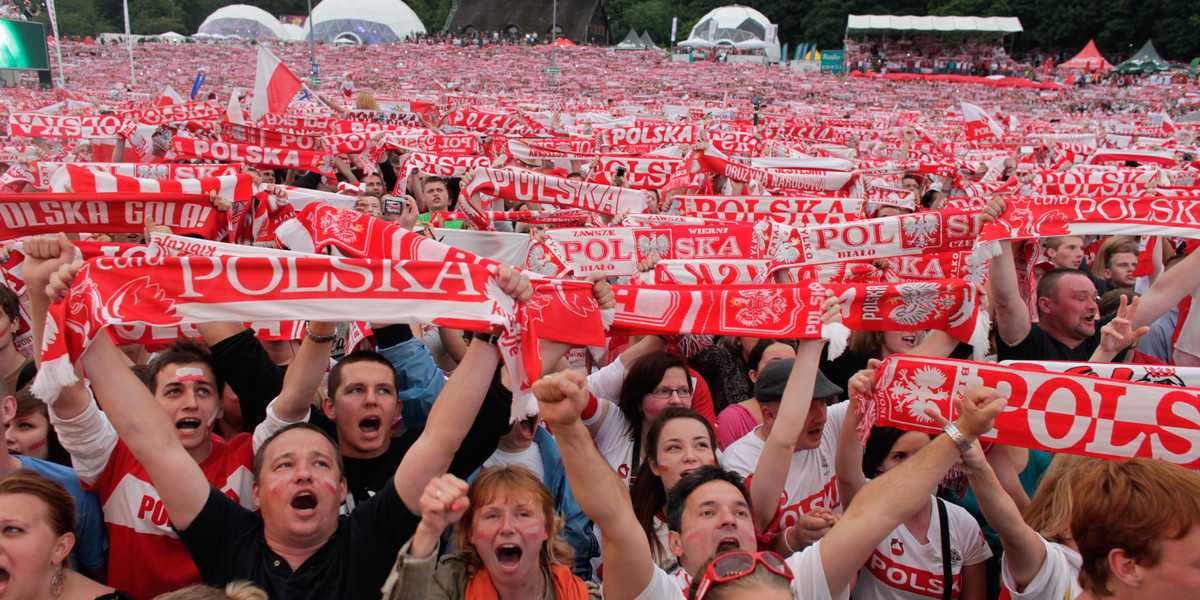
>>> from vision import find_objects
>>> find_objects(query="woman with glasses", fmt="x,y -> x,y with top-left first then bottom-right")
688,551 -> 794,600
578,351 -> 696,486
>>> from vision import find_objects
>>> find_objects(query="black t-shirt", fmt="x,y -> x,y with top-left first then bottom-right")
996,316 -> 1125,362
210,328 -> 287,434
310,364 -> 512,508
178,479 -> 419,600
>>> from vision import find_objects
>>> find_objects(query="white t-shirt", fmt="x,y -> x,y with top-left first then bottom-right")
622,540 -> 845,600
1002,537 -> 1081,600
721,401 -> 848,529
854,497 -> 992,600
482,442 -> 545,481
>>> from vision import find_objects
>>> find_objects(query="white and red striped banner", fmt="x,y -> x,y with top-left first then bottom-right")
170,137 -> 335,176
465,167 -> 647,216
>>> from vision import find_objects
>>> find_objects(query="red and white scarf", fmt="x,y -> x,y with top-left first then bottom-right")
219,122 -> 324,152
859,354 -> 1200,469
596,124 -> 696,151
260,113 -> 335,132
770,206 -> 983,272
678,195 -> 866,227
0,192 -> 227,239
122,101 -> 223,125
592,156 -> 685,189
7,113 -> 125,138
31,255 -> 543,412
973,196 -> 1200,262
999,360 -> 1200,388
610,279 -> 986,355
507,138 -> 596,160
465,167 -> 647,216
533,224 -> 762,277
695,149 -> 857,194
171,137 -> 336,176
49,163 -> 254,203
1035,170 -> 1163,196
7,162 -> 239,191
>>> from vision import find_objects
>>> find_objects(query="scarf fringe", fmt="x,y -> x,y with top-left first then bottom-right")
969,240 -> 1002,265
824,322 -> 851,359
971,310 -> 992,360
31,356 -> 78,405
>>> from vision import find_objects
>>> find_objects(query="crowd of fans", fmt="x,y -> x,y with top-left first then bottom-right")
0,37 -> 1198,600
844,37 -> 1030,76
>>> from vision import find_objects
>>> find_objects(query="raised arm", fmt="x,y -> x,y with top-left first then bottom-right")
268,321 -> 336,424
834,365 -> 877,508
958,445 -> 1048,591
1134,245 -> 1200,329
534,369 -> 653,600
982,200 -> 1032,346
392,265 -> 531,511
818,386 -> 1006,596
750,337 -> 823,531
21,236 -> 90,419
42,256 -> 211,529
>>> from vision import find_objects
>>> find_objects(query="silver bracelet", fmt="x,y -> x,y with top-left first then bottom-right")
305,322 -> 337,344
943,422 -> 972,454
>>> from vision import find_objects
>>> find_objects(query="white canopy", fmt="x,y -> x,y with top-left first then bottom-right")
846,15 -> 1023,34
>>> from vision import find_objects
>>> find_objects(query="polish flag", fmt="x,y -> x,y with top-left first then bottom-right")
157,85 -> 184,106
960,101 -> 1005,142
250,45 -> 302,122
226,89 -> 246,125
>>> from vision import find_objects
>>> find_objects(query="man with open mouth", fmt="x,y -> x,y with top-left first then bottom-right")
535,367 -> 1007,600
36,238 -> 534,600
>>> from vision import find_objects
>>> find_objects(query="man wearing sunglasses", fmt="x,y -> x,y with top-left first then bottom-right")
533,367 -> 1006,600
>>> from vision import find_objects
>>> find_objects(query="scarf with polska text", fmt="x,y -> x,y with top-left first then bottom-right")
507,138 -> 597,160
8,113 -> 126,138
7,162 -> 240,191
678,195 -> 866,228
465,167 -> 647,216
971,195 -> 1200,263
527,223 -> 763,278
0,192 -> 228,240
430,209 -> 589,227
857,354 -> 1200,469
999,360 -> 1200,388
170,137 -> 336,176
610,279 -> 988,357
596,123 -> 697,152
286,202 -> 608,374
1034,171 -> 1163,196
30,255 -> 551,416
769,206 -> 984,276
121,101 -> 223,125
695,149 -> 857,194
360,132 -> 484,167
260,113 -> 335,132
219,122 -> 324,152
592,156 -> 685,189
49,163 -> 255,203
443,109 -> 543,137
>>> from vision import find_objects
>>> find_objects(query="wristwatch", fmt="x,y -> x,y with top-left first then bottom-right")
473,331 -> 501,346
943,422 -> 972,454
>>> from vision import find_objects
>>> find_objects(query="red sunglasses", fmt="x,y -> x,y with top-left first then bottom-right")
693,551 -> 794,600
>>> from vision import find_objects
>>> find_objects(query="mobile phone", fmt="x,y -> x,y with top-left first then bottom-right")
616,166 -> 627,178
383,195 -> 409,215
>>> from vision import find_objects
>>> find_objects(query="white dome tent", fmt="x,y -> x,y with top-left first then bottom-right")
280,22 -> 307,42
685,5 -> 780,62
309,0 -> 426,44
196,4 -> 288,40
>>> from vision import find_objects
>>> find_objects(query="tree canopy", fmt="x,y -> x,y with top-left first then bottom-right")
31,0 -> 1200,62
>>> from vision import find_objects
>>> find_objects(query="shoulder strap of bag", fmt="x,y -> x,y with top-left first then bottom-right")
937,497 -> 952,600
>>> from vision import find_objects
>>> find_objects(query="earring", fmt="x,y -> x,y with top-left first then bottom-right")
50,562 -> 65,597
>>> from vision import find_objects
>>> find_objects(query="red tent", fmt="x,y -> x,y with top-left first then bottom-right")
1058,40 -> 1113,71
83,37 -> 96,45
551,37 -> 576,48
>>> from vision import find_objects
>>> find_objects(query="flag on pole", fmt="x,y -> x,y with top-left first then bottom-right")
226,89 -> 246,125
960,101 -> 1005,142
157,85 -> 184,105
251,45 -> 302,122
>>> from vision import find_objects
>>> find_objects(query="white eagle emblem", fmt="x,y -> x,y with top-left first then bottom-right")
891,367 -> 950,422
637,234 -> 670,258
888,282 -> 957,326
730,289 -> 787,327
901,213 -> 940,248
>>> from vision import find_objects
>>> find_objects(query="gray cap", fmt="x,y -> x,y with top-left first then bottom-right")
754,358 -> 844,405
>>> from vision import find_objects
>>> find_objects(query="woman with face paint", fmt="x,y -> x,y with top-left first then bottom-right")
6,388 -> 70,466
383,467 -> 601,600
0,470 -> 134,600
629,407 -> 719,571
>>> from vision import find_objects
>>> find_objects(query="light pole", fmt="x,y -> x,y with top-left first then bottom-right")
550,0 -> 557,85
307,0 -> 318,83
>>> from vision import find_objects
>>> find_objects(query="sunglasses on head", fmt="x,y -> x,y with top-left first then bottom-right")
693,551 -> 794,600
